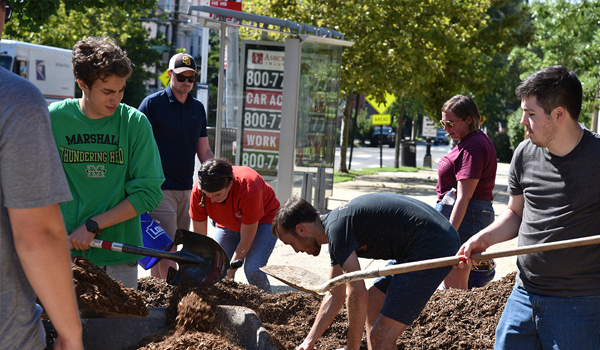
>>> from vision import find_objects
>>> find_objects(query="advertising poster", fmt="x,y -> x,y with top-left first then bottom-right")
240,43 -> 285,177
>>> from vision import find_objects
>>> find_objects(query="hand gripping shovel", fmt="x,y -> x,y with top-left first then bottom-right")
261,234 -> 600,295
91,228 -> 242,286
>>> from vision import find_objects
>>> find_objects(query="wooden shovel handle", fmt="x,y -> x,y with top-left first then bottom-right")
320,234 -> 600,293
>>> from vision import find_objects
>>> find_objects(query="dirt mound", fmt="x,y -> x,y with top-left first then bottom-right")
72,256 -> 148,317
45,259 -> 515,349
131,272 -> 515,349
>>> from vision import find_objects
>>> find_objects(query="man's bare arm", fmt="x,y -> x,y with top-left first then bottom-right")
10,204 -> 83,350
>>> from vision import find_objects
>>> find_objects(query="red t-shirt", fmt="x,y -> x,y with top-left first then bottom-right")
436,130 -> 497,202
189,166 -> 280,232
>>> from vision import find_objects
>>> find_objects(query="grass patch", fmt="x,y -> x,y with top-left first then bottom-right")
334,166 -> 422,183
334,169 -> 377,183
375,166 -> 419,173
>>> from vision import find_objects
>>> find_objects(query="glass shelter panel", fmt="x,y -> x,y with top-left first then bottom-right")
293,42 -> 342,204
238,41 -> 285,184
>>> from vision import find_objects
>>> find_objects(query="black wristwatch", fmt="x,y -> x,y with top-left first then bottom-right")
85,219 -> 101,235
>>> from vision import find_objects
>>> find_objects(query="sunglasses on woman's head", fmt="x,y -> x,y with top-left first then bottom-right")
198,171 -> 232,183
172,72 -> 197,83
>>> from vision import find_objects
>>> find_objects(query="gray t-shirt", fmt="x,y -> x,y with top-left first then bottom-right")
509,128 -> 600,297
0,67 -> 72,349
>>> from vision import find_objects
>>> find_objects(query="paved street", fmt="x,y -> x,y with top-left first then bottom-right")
341,141 -> 452,171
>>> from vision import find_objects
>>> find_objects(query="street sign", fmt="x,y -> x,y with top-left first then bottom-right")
200,0 -> 242,18
159,69 -> 170,88
372,114 -> 391,125
366,92 -> 396,114
149,45 -> 169,53
422,116 -> 437,137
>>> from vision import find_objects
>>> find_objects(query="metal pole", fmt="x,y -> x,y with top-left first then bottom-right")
379,125 -> 383,168
200,27 -> 209,84
169,0 -> 180,59
348,92 -> 359,170
215,23 -> 226,158
423,138 -> 432,168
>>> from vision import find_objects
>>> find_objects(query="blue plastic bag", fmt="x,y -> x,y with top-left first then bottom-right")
138,212 -> 174,270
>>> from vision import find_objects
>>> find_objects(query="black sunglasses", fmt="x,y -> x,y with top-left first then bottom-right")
4,1 -> 14,23
172,72 -> 197,83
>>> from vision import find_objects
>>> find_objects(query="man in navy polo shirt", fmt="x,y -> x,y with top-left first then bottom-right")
139,53 -> 214,279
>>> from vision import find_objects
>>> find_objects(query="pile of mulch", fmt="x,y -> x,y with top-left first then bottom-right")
129,282 -> 244,350
45,258 -> 514,350
71,256 -> 148,317
45,257 -> 150,349
472,259 -> 495,271
131,271 -> 515,350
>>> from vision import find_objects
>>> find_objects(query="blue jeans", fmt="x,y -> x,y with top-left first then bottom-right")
495,286 -> 600,350
213,223 -> 277,293
435,199 -> 494,244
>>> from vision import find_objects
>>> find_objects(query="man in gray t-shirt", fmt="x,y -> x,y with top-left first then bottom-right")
0,2 -> 82,348
459,65 -> 600,349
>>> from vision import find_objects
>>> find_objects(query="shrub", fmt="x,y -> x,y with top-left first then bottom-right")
507,108 -> 525,152
489,130 -> 513,163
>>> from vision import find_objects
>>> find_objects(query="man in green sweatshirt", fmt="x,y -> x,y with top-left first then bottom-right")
49,36 -> 164,289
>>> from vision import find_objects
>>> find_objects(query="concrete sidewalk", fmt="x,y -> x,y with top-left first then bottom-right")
246,162 -> 515,293
139,163 -> 518,294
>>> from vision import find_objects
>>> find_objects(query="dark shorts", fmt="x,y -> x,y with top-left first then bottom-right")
373,241 -> 458,325
436,199 -> 494,244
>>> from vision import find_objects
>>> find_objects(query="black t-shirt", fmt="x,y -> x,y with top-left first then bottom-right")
321,193 -> 458,267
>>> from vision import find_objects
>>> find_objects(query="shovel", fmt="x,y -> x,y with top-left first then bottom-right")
91,228 -> 242,286
261,234 -> 600,295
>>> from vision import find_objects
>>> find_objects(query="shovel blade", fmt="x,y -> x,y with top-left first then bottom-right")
167,229 -> 230,286
260,265 -> 327,295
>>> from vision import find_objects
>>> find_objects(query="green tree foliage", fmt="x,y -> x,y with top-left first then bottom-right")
6,0 -> 157,33
242,0 -> 530,171
509,0 -> 600,127
205,29 -> 222,126
4,2 -> 163,107
355,108 -> 374,143
507,107 -> 525,151
463,0 -> 534,129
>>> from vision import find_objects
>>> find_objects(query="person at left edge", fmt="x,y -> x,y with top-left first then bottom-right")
49,36 -> 165,289
138,53 -> 214,280
1,1 -> 82,349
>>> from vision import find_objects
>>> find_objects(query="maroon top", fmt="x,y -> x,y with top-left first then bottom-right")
436,130 -> 497,202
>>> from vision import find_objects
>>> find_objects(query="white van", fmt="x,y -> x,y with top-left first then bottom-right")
0,40 -> 74,105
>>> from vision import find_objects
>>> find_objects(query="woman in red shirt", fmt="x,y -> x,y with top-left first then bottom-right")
189,158 -> 279,293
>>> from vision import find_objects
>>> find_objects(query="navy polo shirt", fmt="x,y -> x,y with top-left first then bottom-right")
138,86 -> 208,190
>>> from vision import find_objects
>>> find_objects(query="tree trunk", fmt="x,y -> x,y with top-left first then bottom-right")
393,100 -> 406,168
338,93 -> 354,173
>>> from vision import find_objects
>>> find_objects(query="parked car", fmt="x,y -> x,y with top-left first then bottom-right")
434,128 -> 450,145
370,126 -> 396,148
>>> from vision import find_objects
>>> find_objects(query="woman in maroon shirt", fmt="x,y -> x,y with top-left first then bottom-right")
436,95 -> 497,289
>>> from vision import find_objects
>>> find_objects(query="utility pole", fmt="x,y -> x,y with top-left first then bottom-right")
169,0 -> 180,59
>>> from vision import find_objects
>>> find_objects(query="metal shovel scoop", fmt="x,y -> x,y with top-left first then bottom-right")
261,234 -> 600,295
91,228 -> 242,286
